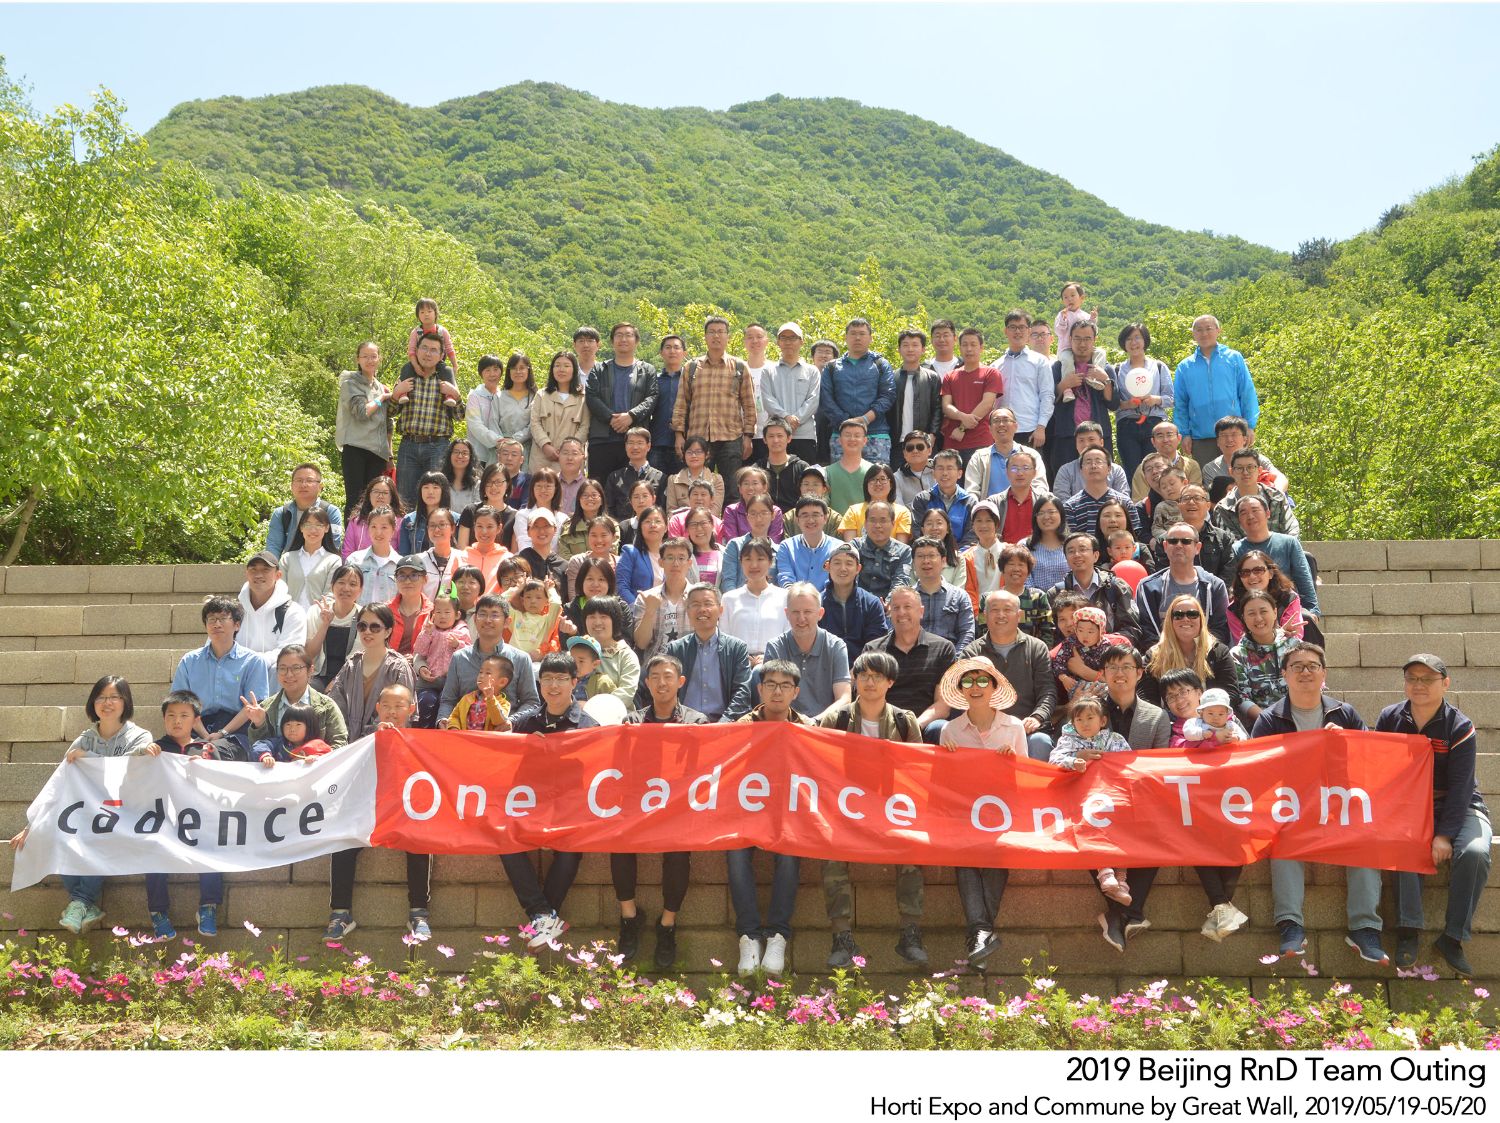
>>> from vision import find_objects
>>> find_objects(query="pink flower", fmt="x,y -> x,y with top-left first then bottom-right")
182,937 -> 195,947
1475,988 -> 1490,999
1300,959 -> 1319,977
851,955 -> 866,968
243,920 -> 262,938
1,911 -> 12,921
111,925 -> 129,937
295,955 -> 309,963
1259,954 -> 1280,965
483,933 -> 511,946
325,941 -> 342,950
710,958 -> 723,968
436,944 -> 455,958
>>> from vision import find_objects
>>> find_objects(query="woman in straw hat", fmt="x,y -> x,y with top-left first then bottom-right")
936,656 -> 1025,971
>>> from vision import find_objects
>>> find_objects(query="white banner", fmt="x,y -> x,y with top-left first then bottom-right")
10,737 -> 377,890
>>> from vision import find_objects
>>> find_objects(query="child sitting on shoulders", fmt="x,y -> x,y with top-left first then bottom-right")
446,654 -> 513,732
412,595 -> 471,727
567,636 -> 617,701
508,578 -> 562,663
1181,688 -> 1248,745
1048,695 -> 1133,905
250,705 -> 334,766
404,297 -> 458,383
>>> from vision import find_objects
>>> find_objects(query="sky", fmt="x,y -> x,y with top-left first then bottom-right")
4,3 -> 1500,252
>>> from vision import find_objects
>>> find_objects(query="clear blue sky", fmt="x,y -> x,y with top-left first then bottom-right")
6,3 -> 1499,251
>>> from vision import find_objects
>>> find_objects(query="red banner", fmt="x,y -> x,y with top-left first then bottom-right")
371,726 -> 1437,873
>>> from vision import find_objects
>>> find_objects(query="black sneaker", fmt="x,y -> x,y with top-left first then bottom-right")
1433,934 -> 1473,978
653,921 -> 677,971
1394,927 -> 1420,968
1099,912 -> 1126,953
967,928 -> 1001,970
1277,919 -> 1307,957
895,924 -> 929,968
1345,928 -> 1389,965
617,913 -> 644,962
827,930 -> 859,969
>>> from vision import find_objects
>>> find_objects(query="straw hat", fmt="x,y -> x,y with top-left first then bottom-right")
938,656 -> 1018,712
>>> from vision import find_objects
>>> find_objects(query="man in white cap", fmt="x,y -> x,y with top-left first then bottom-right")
518,508 -> 567,592
759,322 -> 822,464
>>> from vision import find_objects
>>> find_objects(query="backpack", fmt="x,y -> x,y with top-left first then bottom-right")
835,703 -> 915,742
684,355 -> 748,417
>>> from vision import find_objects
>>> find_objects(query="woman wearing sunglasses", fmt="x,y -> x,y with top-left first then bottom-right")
325,602 -> 418,740
1139,594 -> 1242,714
1227,550 -> 1307,644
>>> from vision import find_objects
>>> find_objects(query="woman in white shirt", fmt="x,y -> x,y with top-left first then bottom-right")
720,538 -> 788,661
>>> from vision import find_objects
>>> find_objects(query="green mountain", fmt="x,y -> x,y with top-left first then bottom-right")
146,83 -> 1284,330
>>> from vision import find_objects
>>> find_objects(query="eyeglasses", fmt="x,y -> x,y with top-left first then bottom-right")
1170,610 -> 1202,620
1286,662 -> 1324,674
1404,673 -> 1444,686
396,572 -> 424,581
94,694 -> 125,703
1164,537 -> 1196,546
277,664 -> 309,674
1239,565 -> 1269,576
356,621 -> 386,632
959,675 -> 995,689
762,679 -> 797,691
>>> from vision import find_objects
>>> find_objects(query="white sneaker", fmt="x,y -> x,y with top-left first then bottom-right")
737,934 -> 762,976
762,933 -> 788,976
1217,902 -> 1249,937
527,912 -> 569,950
1201,907 -> 1225,942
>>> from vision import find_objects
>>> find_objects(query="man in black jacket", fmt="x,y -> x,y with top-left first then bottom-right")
585,323 -> 659,485
887,329 -> 942,467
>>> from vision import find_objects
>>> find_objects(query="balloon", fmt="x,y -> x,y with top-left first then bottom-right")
582,694 -> 628,726
1123,367 -> 1154,397
1111,559 -> 1148,593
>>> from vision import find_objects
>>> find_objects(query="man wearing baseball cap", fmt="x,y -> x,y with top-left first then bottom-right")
236,550 -> 308,672
1376,654 -> 1490,976
760,322 -> 822,464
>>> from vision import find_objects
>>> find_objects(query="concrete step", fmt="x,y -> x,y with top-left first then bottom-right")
0,564 -> 241,600
1318,581 -> 1500,618
1306,539 -> 1500,580
0,603 -> 205,641
1335,690 -> 1500,729
0,649 -> 180,688
1326,666 -> 1500,692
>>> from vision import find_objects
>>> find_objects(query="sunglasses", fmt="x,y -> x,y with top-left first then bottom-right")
903,444 -> 928,452
1164,537 -> 1196,546
356,621 -> 387,632
1170,610 -> 1202,620
959,675 -> 995,688
1239,565 -> 1269,576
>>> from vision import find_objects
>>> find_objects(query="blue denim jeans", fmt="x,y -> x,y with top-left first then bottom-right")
61,875 -> 102,906
146,872 -> 224,914
1395,807 -> 1492,942
726,847 -> 800,940
396,437 -> 450,509
1026,731 -> 1053,762
1115,414 -> 1163,484
1271,859 -> 1383,930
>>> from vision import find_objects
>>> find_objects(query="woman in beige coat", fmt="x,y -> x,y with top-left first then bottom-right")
528,351 -> 590,473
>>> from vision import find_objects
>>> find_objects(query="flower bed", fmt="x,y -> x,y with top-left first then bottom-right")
1,928 -> 1496,1051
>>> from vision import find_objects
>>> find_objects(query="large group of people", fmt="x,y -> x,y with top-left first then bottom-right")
9,294 -> 1488,980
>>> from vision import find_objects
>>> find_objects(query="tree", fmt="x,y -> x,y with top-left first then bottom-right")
0,81 -> 321,563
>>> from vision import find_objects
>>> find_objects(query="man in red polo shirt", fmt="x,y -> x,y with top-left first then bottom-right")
939,328 -> 1004,470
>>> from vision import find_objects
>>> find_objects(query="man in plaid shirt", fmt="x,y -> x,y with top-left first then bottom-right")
670,315 -> 756,503
391,332 -> 462,506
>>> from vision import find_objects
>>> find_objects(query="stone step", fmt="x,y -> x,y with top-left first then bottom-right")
1306,539 -> 1500,579
1326,666 -> 1500,692
0,564 -> 241,597
1335,690 -> 1500,729
0,649 -> 181,688
0,603 -> 204,641
1317,581 -> 1500,618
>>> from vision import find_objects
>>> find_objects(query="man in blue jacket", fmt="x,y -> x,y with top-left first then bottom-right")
1173,316 -> 1259,466
818,318 -> 896,465
266,463 -> 344,556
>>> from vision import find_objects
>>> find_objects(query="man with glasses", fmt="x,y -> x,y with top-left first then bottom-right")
1375,654 -> 1490,976
1134,524 -> 1231,647
1095,646 -> 1172,950
437,593 -> 540,725
963,407 -> 1050,499
1148,485 -> 1237,583
1047,532 -> 1143,649
730,660 -> 810,976
671,315 -> 755,503
1250,641 -> 1384,962
996,311 -> 1055,450
1212,449 -> 1300,540
865,585 -> 957,744
242,643 -> 348,749
894,431 -> 937,509
170,596 -> 271,756
666,584 -> 753,723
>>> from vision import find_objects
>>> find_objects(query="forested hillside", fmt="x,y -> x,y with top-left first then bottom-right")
145,83 -> 1282,329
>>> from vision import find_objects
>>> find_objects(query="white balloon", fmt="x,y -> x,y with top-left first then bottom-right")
582,694 -> 628,726
1123,368 -> 1153,397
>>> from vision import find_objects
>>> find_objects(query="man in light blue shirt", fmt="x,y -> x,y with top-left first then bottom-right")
171,596 -> 271,752
911,536 -> 976,650
776,497 -> 837,592
1173,315 -> 1259,466
996,312 -> 1055,449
